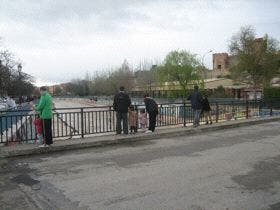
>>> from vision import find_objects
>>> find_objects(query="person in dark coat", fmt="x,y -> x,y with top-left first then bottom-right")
144,94 -> 158,132
201,95 -> 212,125
113,86 -> 131,134
187,85 -> 203,127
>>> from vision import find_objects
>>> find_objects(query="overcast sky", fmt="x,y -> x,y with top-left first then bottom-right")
1,0 -> 280,86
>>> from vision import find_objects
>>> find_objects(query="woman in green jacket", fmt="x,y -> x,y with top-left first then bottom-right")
35,86 -> 53,147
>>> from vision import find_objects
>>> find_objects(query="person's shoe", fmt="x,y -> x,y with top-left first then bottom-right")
145,130 -> 152,133
205,122 -> 209,125
39,144 -> 48,148
210,121 -> 213,124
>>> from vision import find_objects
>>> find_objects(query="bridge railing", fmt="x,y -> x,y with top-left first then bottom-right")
1,99 -> 280,145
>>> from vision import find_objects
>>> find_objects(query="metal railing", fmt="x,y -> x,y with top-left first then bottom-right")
1,99 -> 280,145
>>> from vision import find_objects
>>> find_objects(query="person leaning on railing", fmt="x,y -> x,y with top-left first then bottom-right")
33,86 -> 53,147
144,94 -> 158,133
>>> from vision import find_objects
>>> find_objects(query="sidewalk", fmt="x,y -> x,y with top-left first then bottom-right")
1,116 -> 280,158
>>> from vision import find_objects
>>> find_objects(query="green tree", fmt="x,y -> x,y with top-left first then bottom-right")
108,60 -> 135,93
156,50 -> 204,98
1,39 -> 34,96
229,26 -> 280,95
54,86 -> 63,96
134,65 -> 157,93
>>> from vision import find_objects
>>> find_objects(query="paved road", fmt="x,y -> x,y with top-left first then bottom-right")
1,121 -> 280,210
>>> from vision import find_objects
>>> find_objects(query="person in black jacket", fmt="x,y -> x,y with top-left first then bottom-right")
201,95 -> 212,125
188,85 -> 203,127
144,94 -> 158,133
113,86 -> 131,134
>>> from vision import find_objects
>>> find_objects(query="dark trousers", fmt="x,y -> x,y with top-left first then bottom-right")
148,111 -> 157,132
116,112 -> 128,134
43,119 -> 53,145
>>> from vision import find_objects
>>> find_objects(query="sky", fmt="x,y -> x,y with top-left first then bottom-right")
1,0 -> 280,86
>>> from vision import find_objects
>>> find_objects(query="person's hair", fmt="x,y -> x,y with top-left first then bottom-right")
144,93 -> 149,98
194,85 -> 199,90
119,86 -> 125,91
129,105 -> 135,111
140,109 -> 146,113
40,86 -> 47,91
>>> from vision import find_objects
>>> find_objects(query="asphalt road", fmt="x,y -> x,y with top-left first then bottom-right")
1,121 -> 280,210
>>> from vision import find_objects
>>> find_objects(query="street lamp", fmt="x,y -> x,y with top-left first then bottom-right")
0,60 -> 2,96
17,63 -> 22,74
201,50 -> 213,65
17,63 -> 22,104
198,50 -> 213,79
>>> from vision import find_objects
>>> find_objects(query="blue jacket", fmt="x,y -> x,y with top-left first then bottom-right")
188,90 -> 202,110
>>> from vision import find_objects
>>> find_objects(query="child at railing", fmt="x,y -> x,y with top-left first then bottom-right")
139,109 -> 148,131
128,105 -> 138,134
201,95 -> 213,125
33,113 -> 44,145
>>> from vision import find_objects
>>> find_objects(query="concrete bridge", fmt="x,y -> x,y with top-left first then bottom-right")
1,117 -> 280,210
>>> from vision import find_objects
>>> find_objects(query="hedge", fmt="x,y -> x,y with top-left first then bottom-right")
263,87 -> 280,98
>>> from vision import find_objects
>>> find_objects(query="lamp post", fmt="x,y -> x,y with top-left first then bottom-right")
0,60 -> 2,96
195,50 -> 212,89
198,50 -> 213,80
201,50 -> 213,66
17,63 -> 22,73
17,63 -> 22,104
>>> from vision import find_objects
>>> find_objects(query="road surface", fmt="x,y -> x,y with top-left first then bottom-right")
1,121 -> 280,210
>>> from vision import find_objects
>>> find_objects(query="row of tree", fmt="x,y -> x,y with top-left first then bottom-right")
0,39 -> 35,97
61,26 -> 279,98
61,52 -> 205,97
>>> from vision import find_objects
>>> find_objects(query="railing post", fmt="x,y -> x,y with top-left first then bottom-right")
245,99 -> 249,119
270,99 -> 273,116
109,106 -> 112,131
215,102 -> 219,123
258,99 -> 261,117
231,101 -> 235,120
81,108 -> 84,138
183,102 -> 186,127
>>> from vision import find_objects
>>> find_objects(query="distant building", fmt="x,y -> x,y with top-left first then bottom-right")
210,53 -> 237,78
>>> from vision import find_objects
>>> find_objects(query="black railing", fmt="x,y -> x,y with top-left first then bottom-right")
1,99 -> 280,145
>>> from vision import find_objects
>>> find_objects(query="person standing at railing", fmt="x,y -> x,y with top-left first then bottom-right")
33,114 -> 44,145
128,105 -> 138,134
33,86 -> 53,147
144,94 -> 158,133
188,85 -> 203,127
201,95 -> 212,125
113,86 -> 131,135
139,109 -> 148,131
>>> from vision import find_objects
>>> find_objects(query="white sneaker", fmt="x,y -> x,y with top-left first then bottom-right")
145,130 -> 152,133
39,144 -> 49,148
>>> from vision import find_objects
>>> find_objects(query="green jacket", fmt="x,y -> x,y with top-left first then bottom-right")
35,92 -> 53,119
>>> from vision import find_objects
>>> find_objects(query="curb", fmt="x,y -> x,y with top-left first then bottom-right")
1,116 -> 279,158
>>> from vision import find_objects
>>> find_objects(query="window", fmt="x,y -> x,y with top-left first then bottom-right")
217,65 -> 222,70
